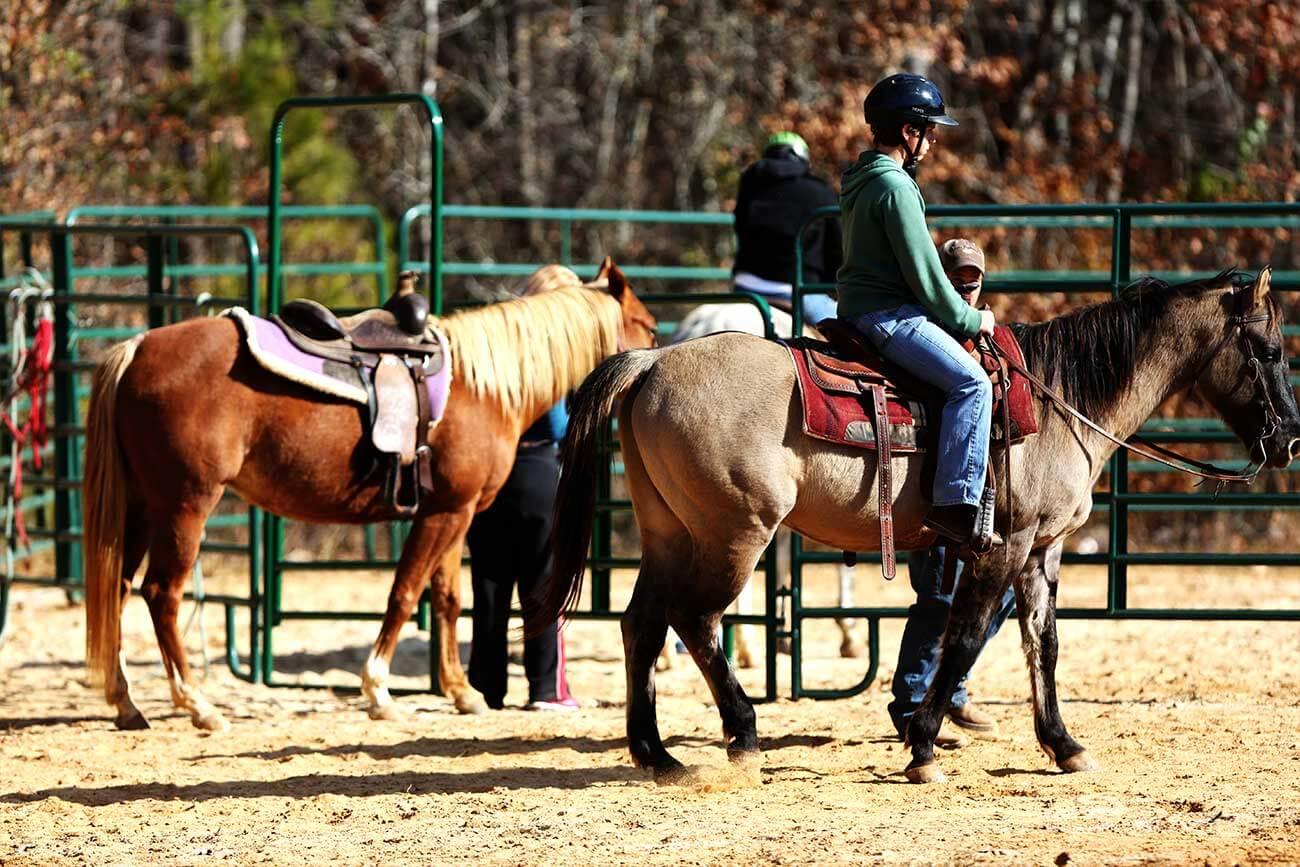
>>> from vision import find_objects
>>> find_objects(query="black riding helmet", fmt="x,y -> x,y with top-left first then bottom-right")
863,73 -> 957,177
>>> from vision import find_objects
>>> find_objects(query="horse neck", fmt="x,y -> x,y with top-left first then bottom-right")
521,291 -> 625,428
441,287 -> 622,429
1032,292 -> 1224,461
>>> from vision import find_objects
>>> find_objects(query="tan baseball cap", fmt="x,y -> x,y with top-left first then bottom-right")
939,238 -> 985,275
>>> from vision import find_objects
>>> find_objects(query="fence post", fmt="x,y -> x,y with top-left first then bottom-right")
1108,209 -> 1132,612
51,231 -> 79,586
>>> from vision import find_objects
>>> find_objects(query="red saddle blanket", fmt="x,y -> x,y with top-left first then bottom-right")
784,322 -> 1038,453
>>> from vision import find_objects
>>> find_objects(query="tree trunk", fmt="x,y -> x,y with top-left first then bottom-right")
1109,3 -> 1143,202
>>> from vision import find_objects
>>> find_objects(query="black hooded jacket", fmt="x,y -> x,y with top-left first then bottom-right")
733,153 -> 842,285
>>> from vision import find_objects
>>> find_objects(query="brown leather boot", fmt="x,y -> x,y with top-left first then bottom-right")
924,504 -> 1003,547
947,702 -> 1000,737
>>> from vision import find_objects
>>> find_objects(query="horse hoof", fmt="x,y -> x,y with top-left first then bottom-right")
115,712 -> 150,731
651,763 -> 691,786
735,653 -> 756,670
839,638 -> 867,660
904,762 -> 947,784
367,702 -> 405,722
195,712 -> 229,733
454,694 -> 488,715
1057,750 -> 1099,773
776,638 -> 792,656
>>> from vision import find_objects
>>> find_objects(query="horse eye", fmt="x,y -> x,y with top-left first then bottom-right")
1264,346 -> 1283,363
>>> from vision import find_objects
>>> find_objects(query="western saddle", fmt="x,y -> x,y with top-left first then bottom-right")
273,271 -> 445,516
795,318 -> 1014,581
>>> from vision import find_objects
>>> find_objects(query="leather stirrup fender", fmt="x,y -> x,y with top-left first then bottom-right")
871,383 -> 896,580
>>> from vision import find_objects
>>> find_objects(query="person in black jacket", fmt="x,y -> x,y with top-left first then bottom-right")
733,131 -> 842,326
466,265 -> 579,712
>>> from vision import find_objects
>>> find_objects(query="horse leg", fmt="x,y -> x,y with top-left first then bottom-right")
775,526 -> 792,655
109,506 -> 150,730
361,510 -> 480,719
672,607 -> 760,765
902,557 -> 1015,783
430,526 -> 486,714
836,560 -> 866,659
732,576 -> 755,670
656,629 -> 679,672
1014,542 -> 1096,772
622,573 -> 678,777
139,501 -> 227,731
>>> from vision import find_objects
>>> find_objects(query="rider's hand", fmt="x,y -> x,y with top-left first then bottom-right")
978,309 -> 996,336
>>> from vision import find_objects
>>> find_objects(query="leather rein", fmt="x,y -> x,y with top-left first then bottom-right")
984,282 -> 1281,488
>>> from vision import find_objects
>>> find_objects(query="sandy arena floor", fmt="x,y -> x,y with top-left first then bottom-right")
1,561 -> 1298,865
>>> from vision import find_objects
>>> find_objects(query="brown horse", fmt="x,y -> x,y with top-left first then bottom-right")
83,259 -> 656,731
532,268 -> 1300,785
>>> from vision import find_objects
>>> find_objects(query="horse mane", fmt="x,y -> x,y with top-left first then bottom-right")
1010,268 -> 1243,419
436,286 -> 622,415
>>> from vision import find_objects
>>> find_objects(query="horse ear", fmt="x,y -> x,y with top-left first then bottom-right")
1251,265 -> 1273,309
599,256 -> 628,298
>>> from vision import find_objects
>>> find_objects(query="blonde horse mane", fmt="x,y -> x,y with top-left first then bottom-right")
436,285 -> 622,415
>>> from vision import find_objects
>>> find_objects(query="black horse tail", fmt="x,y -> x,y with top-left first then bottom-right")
526,349 -> 661,636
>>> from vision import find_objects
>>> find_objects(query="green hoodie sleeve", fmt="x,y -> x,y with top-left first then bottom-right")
880,186 -> 982,338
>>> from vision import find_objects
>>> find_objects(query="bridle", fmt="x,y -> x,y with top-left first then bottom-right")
987,277 -> 1284,487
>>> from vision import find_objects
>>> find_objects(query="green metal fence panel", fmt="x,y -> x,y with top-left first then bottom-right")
261,94 -> 444,689
67,204 -> 391,304
0,220 -> 265,676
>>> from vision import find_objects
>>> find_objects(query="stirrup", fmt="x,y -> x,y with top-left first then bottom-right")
970,481 -> 1001,554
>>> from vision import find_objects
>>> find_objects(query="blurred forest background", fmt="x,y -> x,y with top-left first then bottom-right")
4,0 -> 1300,554
5,0 -> 1300,276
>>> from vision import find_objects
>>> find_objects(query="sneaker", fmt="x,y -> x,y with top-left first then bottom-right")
947,702 -> 1000,736
524,696 -> 581,712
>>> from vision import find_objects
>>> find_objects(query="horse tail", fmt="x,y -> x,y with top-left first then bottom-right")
527,349 -> 661,635
83,336 -> 141,700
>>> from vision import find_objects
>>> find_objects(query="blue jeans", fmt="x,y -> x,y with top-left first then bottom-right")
888,544 -> 1017,736
796,292 -> 839,328
854,305 -> 991,507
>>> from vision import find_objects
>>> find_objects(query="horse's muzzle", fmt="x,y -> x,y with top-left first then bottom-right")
1261,431 -> 1300,468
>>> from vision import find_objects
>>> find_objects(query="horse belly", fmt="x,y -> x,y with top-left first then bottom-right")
229,397 -> 395,523
783,450 -> 932,553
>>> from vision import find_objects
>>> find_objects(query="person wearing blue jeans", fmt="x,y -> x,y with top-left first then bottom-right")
889,544 -> 1017,742
887,238 -> 1014,742
837,74 -> 997,545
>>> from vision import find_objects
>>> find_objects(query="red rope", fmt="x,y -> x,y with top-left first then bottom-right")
2,314 -> 54,549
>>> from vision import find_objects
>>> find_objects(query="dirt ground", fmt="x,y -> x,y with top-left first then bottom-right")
1,560 -> 1299,866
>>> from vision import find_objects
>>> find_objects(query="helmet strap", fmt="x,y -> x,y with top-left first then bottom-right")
901,121 -> 929,179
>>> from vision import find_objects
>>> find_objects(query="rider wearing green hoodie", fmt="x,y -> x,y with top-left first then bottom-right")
836,73 -> 997,545
837,154 -> 981,337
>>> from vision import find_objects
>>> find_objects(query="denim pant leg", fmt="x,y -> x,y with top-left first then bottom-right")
856,308 -> 992,507
887,544 -> 1018,735
800,292 -> 839,328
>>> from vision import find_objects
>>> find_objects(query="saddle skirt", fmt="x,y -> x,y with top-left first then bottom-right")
224,306 -> 451,421
784,319 -> 1038,453
226,305 -> 453,516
